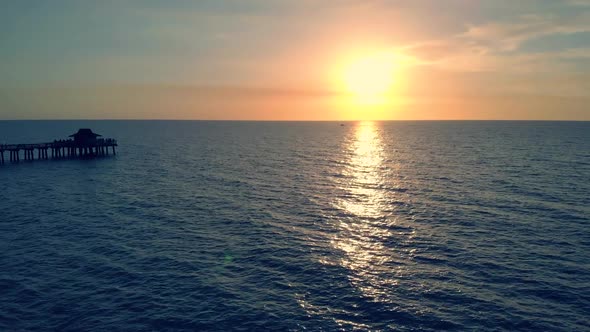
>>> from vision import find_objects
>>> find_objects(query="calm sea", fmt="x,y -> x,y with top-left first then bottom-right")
1,120 -> 589,331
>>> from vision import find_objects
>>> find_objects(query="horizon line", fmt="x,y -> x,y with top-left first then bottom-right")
0,119 -> 589,122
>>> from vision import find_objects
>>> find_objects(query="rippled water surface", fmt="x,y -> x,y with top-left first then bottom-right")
1,121 -> 589,331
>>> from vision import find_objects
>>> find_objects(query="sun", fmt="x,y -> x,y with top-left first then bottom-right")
330,49 -> 406,119
341,52 -> 397,105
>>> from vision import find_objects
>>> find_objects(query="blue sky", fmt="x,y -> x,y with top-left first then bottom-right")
1,0 -> 589,120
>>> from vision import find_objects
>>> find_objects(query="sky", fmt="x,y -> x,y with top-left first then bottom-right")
1,0 -> 589,120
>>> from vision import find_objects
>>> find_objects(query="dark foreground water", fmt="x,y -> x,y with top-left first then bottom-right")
1,121 -> 589,331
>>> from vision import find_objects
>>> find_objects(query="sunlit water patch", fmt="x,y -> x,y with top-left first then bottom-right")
330,122 -> 406,303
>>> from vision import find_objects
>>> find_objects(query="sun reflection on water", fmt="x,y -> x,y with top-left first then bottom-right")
332,121 -> 401,302
339,121 -> 387,217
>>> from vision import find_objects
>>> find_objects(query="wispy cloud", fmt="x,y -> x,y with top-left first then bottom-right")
461,13 -> 590,51
400,10 -> 590,73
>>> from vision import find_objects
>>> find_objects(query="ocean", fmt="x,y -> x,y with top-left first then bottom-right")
1,120 -> 589,331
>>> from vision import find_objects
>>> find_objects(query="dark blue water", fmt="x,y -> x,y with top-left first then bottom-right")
1,121 -> 589,331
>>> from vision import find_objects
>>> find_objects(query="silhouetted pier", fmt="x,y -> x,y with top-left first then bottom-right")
0,129 -> 117,164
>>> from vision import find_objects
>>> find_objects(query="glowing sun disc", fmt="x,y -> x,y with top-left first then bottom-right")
342,52 -> 397,103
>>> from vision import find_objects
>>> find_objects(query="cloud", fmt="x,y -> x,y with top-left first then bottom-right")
400,9 -> 590,73
461,13 -> 590,51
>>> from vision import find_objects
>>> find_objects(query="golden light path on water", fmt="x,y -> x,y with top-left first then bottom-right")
332,121 -> 404,305
298,121 -> 413,329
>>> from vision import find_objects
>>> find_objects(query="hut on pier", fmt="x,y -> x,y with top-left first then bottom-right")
69,128 -> 101,147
